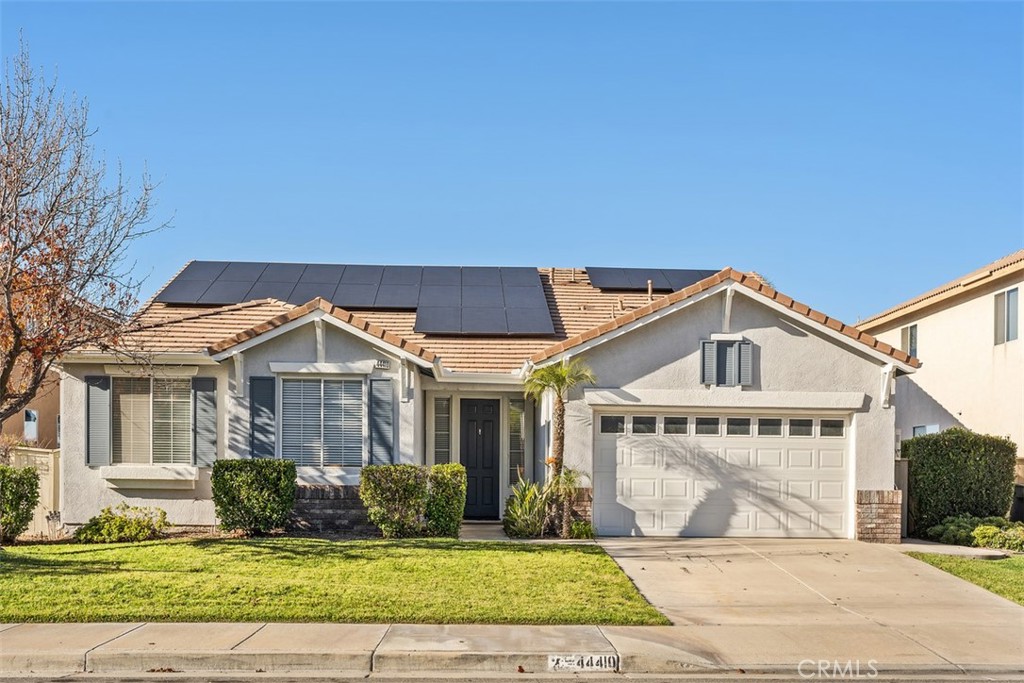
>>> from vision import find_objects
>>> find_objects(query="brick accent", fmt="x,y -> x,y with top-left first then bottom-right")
856,489 -> 902,544
288,485 -> 375,535
570,487 -> 593,522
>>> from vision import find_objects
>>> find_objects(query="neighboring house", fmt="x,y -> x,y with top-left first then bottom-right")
58,261 -> 916,540
859,250 -> 1023,479
1,367 -> 60,449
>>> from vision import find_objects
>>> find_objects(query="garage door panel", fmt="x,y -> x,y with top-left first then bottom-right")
594,412 -> 850,538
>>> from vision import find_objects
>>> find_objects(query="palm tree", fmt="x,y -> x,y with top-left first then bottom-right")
524,359 -> 596,477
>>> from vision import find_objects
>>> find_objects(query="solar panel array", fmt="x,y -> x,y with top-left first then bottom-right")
155,262 -> 555,336
585,267 -> 719,292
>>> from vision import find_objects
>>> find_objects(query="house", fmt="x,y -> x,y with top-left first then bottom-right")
858,250 -> 1023,480
58,261 -> 917,541
1,368 -> 60,450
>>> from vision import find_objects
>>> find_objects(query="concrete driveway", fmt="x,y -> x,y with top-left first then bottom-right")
598,538 -> 1024,674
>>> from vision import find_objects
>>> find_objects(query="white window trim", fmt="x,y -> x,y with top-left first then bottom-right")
694,416 -> 722,437
787,418 -> 815,438
725,416 -> 753,437
756,417 -> 784,438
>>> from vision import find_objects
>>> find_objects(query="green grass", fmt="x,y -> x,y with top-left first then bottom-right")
909,552 -> 1024,606
0,537 -> 668,624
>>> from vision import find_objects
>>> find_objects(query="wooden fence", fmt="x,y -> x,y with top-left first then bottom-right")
9,447 -> 61,538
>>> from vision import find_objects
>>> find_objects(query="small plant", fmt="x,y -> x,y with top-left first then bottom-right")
360,464 -> 429,538
550,468 -> 589,538
212,460 -> 297,535
425,463 -> 467,538
502,478 -> 551,538
0,465 -> 40,543
569,520 -> 595,539
973,525 -> 1024,553
74,503 -> 168,543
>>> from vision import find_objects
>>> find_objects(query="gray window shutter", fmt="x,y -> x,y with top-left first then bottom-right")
700,341 -> 717,385
738,341 -> 753,386
717,341 -> 737,386
86,376 -> 111,466
369,378 -> 394,465
249,376 -> 276,458
192,377 -> 217,467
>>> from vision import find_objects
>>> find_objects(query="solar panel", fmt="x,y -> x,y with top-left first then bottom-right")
421,266 -> 461,286
462,267 -> 501,286
462,286 -> 504,308
506,307 -> 556,335
626,269 -> 672,291
332,283 -> 380,308
499,267 -> 541,286
245,281 -> 297,301
259,263 -> 306,283
220,262 -> 268,281
299,264 -> 346,284
341,265 -> 384,284
587,267 -> 718,292
198,280 -> 259,305
288,282 -> 336,304
418,285 -> 461,307
460,307 -> 508,334
177,261 -> 228,281
503,286 -> 547,309
155,278 -> 213,303
414,307 -> 461,334
382,266 -> 423,285
663,269 -> 718,291
586,267 -> 629,290
374,284 -> 420,309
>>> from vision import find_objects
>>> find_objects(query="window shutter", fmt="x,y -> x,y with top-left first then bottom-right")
434,397 -> 451,464
700,341 -> 716,385
86,376 -> 111,466
369,378 -> 394,466
323,379 -> 362,467
738,341 -> 753,386
192,378 -> 217,467
717,341 -> 737,386
249,376 -> 276,458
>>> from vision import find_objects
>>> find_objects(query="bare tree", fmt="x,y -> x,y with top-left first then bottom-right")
0,41 -> 157,423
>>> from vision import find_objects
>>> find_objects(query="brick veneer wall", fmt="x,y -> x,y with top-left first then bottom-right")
856,489 -> 902,544
571,487 -> 593,522
288,485 -> 375,535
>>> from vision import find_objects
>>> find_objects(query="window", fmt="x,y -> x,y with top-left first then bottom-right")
600,415 -> 625,434
757,418 -> 782,436
820,419 -> 845,438
912,424 -> 940,437
111,377 -> 191,465
995,288 -> 1019,344
900,324 -> 918,358
434,397 -> 451,464
695,417 -> 720,435
664,416 -> 688,434
509,398 -> 526,481
632,416 -> 657,434
726,417 -> 751,436
281,378 -> 362,467
700,340 -> 753,387
23,409 -> 38,442
789,418 -> 814,437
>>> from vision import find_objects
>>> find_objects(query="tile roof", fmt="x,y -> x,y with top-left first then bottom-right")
858,249 -> 1024,332
114,265 -> 917,373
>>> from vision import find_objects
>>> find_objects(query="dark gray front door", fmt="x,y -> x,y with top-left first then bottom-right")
461,399 -> 500,519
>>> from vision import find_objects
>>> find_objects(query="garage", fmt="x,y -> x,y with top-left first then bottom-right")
592,412 -> 851,538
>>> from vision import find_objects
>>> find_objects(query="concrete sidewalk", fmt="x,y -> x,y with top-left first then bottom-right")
2,619 -> 1024,677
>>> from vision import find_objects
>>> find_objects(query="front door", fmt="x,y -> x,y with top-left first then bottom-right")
461,399 -> 500,519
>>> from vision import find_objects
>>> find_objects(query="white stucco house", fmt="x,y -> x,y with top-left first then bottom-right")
859,250 -> 1023,480
58,262 -> 918,541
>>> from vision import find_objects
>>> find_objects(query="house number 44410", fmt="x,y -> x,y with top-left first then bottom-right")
548,654 -> 619,672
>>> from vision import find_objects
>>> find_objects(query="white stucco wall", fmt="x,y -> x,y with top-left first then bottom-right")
559,289 -> 897,491
870,276 -> 1023,460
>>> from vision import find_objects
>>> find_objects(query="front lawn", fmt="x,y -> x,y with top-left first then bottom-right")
909,552 -> 1024,606
0,537 -> 668,624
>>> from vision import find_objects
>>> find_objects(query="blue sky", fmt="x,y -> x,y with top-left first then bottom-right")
2,1 -> 1021,322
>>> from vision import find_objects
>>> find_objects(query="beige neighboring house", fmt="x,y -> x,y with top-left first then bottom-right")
859,250 -> 1023,479
1,368 -> 61,450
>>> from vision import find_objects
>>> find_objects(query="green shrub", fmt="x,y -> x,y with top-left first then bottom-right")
904,428 -> 1016,529
502,478 -> 551,538
212,460 -> 296,535
360,464 -> 429,538
974,525 -> 1024,552
569,520 -> 595,539
923,514 -> 1024,551
425,464 -> 466,538
75,503 -> 168,543
0,465 -> 40,543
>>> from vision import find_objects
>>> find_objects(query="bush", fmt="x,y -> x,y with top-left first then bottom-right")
425,464 -> 467,538
502,478 -> 551,538
973,525 -> 1024,552
75,503 -> 168,543
0,465 -> 40,543
360,464 -> 429,538
922,514 -> 1024,551
569,520 -> 595,539
212,460 -> 296,535
904,428 -> 1017,529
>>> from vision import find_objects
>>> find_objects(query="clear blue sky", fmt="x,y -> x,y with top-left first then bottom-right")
2,1 -> 1021,322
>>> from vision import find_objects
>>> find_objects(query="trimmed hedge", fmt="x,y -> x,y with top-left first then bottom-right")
904,428 -> 1017,529
212,460 -> 296,535
0,465 -> 40,543
360,464 -> 429,538
426,464 -> 467,538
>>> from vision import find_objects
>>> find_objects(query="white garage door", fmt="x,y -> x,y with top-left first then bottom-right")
593,413 -> 851,538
